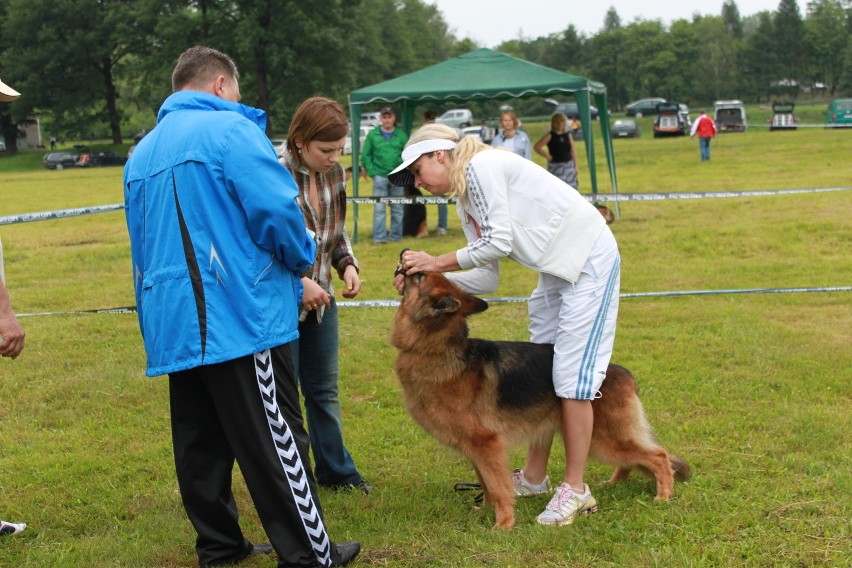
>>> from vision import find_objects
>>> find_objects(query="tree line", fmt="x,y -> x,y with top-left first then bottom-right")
1,0 -> 850,153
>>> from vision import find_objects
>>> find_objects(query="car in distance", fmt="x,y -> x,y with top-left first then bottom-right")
435,108 -> 473,129
76,150 -> 128,167
770,101 -> 797,131
360,112 -> 382,127
269,138 -> 287,156
611,119 -> 640,138
343,125 -> 372,155
42,151 -> 80,170
554,102 -> 599,120
714,100 -> 747,132
653,102 -> 688,137
625,97 -> 667,117
825,98 -> 852,128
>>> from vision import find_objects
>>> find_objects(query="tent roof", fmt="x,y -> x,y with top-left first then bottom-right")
349,48 -> 606,105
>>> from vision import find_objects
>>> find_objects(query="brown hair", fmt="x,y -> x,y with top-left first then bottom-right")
171,46 -> 239,92
286,96 -> 349,167
500,110 -> 519,128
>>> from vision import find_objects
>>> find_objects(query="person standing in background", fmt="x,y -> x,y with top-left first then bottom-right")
690,109 -> 717,161
360,106 -> 408,244
279,96 -> 372,495
534,112 -> 580,189
491,110 -> 531,160
123,46 -> 359,568
0,74 -> 28,539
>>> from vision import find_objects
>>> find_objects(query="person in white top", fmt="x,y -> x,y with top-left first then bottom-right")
390,124 -> 620,527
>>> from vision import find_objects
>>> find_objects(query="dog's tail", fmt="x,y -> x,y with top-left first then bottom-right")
669,455 -> 691,481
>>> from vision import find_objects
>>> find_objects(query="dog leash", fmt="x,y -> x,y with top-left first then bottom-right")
453,482 -> 484,507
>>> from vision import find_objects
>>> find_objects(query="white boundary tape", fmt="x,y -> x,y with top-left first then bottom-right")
1,187 -> 850,226
16,286 -> 850,317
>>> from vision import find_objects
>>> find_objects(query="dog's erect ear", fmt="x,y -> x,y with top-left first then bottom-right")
410,294 -> 461,322
472,297 -> 488,314
434,295 -> 461,315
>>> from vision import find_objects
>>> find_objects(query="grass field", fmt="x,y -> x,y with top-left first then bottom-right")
0,112 -> 850,566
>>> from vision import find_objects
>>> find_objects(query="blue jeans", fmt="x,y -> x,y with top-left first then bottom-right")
437,202 -> 448,230
699,137 -> 712,161
291,301 -> 362,487
372,175 -> 404,243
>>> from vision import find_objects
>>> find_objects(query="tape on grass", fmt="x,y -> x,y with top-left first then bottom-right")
1,187 -> 850,225
16,286 -> 851,318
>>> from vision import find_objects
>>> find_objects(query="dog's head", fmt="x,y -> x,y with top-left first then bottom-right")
392,271 -> 488,352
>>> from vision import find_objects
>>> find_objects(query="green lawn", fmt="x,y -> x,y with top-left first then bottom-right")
0,118 -> 849,566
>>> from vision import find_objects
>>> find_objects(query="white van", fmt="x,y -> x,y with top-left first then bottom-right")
714,100 -> 747,132
360,112 -> 382,127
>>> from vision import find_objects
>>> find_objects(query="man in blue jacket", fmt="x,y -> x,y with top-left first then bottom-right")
124,46 -> 359,568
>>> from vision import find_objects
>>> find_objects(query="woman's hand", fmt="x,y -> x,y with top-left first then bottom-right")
301,277 -> 330,311
399,250 -> 438,275
341,265 -> 361,298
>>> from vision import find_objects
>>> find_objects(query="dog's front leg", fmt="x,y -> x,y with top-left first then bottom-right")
464,434 -> 515,530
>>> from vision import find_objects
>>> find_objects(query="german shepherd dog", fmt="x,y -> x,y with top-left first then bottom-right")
391,270 -> 689,529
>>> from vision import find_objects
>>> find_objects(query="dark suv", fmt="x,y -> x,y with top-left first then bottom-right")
554,102 -> 599,120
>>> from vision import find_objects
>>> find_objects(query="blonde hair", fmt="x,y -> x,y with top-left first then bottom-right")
406,123 -> 492,199
551,112 -> 567,130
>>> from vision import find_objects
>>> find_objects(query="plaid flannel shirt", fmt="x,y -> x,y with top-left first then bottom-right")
281,150 -> 359,323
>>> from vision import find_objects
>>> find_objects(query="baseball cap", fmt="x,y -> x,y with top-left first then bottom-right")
387,139 -> 457,187
0,78 -> 21,102
380,106 -> 395,115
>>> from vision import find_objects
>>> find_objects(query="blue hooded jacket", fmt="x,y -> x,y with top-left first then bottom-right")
124,91 -> 316,376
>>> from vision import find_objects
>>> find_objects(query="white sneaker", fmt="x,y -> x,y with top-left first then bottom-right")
537,483 -> 598,526
512,468 -> 552,497
0,520 -> 27,536
436,227 -> 447,235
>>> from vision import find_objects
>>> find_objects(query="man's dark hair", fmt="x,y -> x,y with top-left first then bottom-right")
171,46 -> 239,92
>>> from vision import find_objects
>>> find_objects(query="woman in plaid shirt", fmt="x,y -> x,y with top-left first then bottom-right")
279,97 -> 371,494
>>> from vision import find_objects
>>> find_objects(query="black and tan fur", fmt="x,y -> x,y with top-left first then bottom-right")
392,271 -> 689,529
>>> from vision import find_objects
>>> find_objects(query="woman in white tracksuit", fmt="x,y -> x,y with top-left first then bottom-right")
390,123 -> 620,527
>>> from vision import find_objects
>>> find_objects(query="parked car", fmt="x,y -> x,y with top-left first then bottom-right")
76,150 -> 128,167
42,151 -> 80,170
0,141 -> 5,152
270,138 -> 287,156
653,102 -> 688,137
435,108 -> 473,129
770,101 -> 797,131
343,125 -> 372,155
460,125 -> 484,142
360,112 -> 382,127
611,119 -> 640,138
554,102 -> 599,120
714,100 -> 747,132
625,97 -> 667,117
825,98 -> 852,128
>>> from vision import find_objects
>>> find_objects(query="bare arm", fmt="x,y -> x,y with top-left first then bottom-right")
533,133 -> 552,160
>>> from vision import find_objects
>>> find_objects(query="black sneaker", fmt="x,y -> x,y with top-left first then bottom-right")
331,540 -> 360,566
328,480 -> 374,494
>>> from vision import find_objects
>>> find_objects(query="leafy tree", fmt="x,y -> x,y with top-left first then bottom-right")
602,7 -> 622,32
690,16 -> 739,101
722,0 -> 744,37
804,0 -> 849,94
2,0 -> 160,144
773,0 -> 806,96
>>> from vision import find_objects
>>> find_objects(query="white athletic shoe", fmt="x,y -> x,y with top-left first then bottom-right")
512,468 -> 552,497
0,520 -> 27,536
537,483 -> 598,526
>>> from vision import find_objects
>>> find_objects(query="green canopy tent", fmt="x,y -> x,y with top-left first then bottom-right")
348,48 -> 619,238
